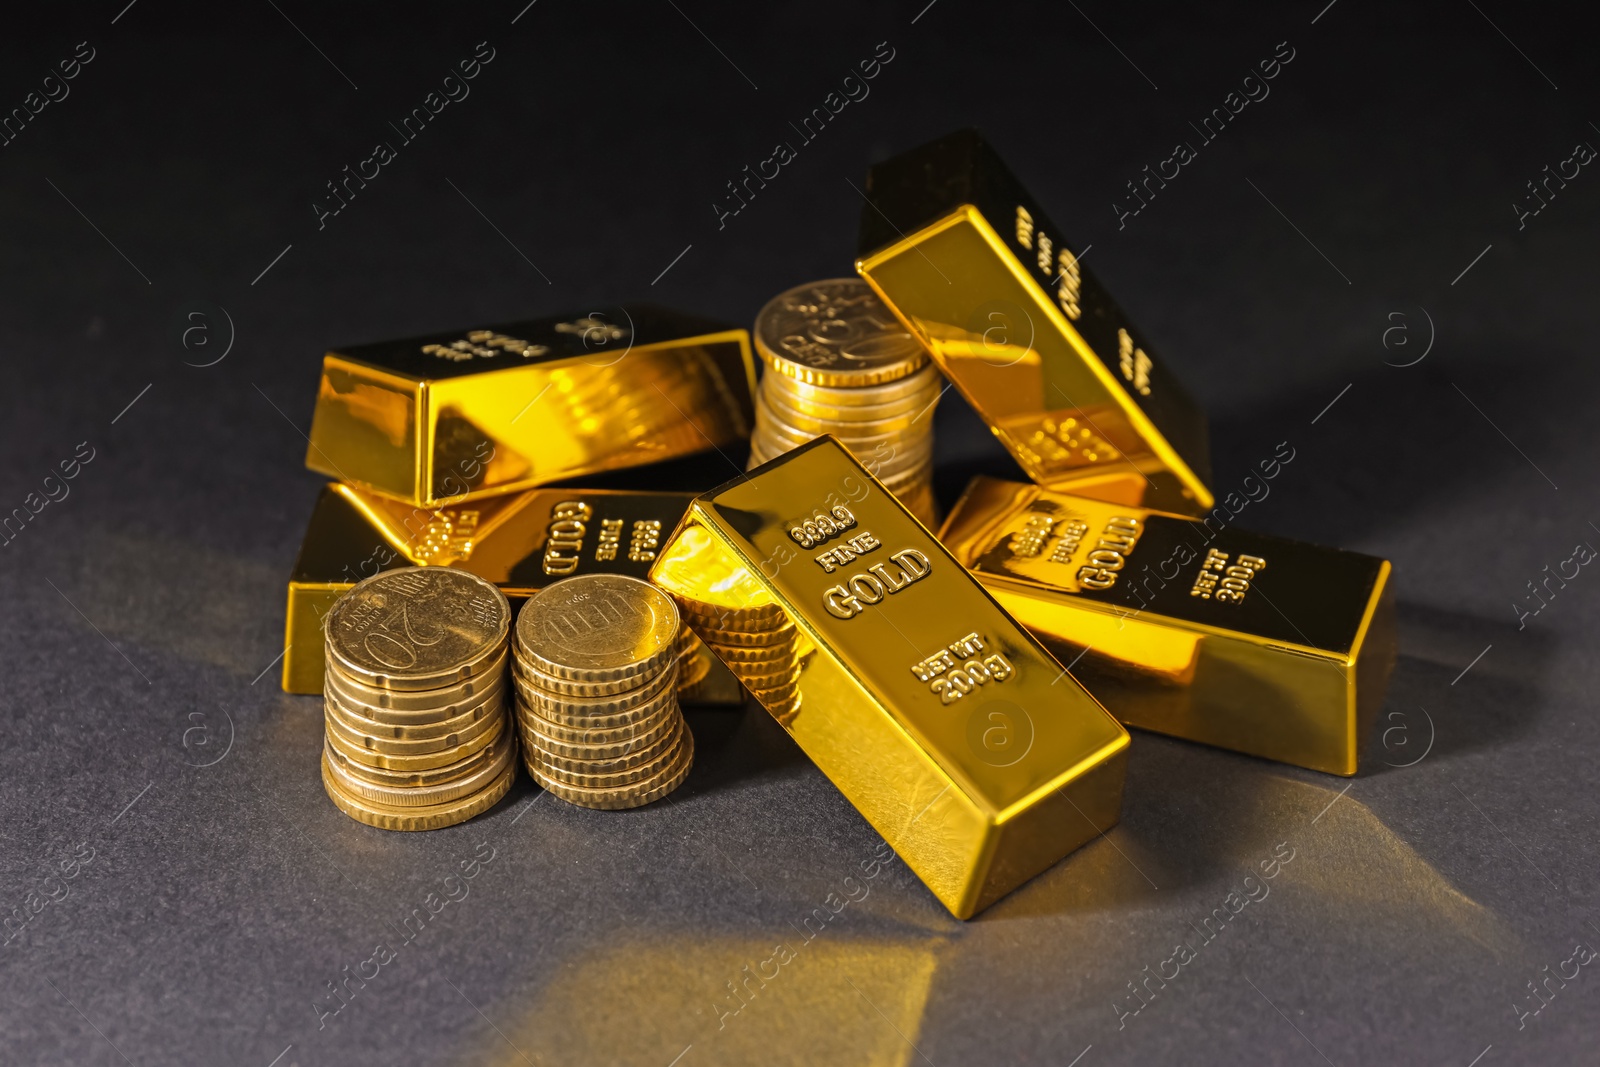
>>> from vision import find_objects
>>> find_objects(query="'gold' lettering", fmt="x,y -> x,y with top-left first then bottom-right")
823,549 -> 932,619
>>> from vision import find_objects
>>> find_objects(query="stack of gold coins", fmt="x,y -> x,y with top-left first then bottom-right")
320,568 -> 517,831
511,574 -> 694,810
653,525 -> 808,723
748,278 -> 941,526
678,599 -> 803,722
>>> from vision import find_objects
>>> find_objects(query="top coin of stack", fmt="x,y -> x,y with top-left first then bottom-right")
511,575 -> 694,810
748,279 -> 941,526
320,568 -> 518,831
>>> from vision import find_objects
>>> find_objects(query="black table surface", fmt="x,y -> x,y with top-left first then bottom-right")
4,3 -> 1598,1064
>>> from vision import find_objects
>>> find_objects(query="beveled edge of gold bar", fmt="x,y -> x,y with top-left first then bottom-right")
856,206 -> 1214,515
653,435 -> 1131,917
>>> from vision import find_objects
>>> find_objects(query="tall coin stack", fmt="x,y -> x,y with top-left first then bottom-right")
512,575 -> 694,810
320,568 -> 517,830
748,278 -> 942,526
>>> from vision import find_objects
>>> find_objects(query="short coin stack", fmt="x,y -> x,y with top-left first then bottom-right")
748,278 -> 941,526
321,568 -> 517,831
512,574 -> 694,810
654,525 -> 807,723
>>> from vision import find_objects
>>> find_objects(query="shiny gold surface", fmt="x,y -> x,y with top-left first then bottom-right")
854,130 -> 1213,514
650,436 -> 1129,919
938,476 -> 1397,776
305,307 -> 755,506
282,484 -> 740,704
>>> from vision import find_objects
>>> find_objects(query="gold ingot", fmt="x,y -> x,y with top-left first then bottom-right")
282,484 -> 740,705
939,476 -> 1397,776
304,306 -> 754,506
855,129 -> 1214,515
651,436 -> 1129,919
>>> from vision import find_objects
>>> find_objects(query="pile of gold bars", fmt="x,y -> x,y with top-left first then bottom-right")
283,129 -> 1396,918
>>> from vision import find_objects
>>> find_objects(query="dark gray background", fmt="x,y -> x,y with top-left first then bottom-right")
3,2 -> 1597,1064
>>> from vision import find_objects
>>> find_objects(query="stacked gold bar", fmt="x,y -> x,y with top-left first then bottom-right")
282,484 -> 742,705
320,568 -> 517,830
511,575 -> 694,810
747,279 -> 941,527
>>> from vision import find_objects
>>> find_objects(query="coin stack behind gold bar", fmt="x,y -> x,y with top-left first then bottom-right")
747,279 -> 941,527
512,575 -> 694,810
320,568 -> 517,831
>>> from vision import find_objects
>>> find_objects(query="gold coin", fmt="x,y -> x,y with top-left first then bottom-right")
512,653 -> 662,697
323,731 -> 505,788
712,641 -> 799,667
323,685 -> 502,741
324,568 -> 510,691
521,714 -> 681,770
517,679 -> 679,731
528,730 -> 694,810
676,647 -> 712,690
322,757 -> 516,831
529,726 -> 684,788
755,279 -> 926,388
325,713 -> 505,771
512,656 -> 675,714
695,623 -> 798,649
517,710 -> 678,762
756,389 -> 938,438
515,574 -> 680,683
323,698 -> 502,756
772,360 -> 944,408
677,599 -> 787,631
515,696 -> 677,745
321,731 -> 516,808
323,648 -> 508,719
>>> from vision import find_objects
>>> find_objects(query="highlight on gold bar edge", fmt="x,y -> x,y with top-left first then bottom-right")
854,128 -> 1215,516
650,435 -> 1130,919
304,304 -> 756,507
281,483 -> 741,707
938,476 -> 1397,777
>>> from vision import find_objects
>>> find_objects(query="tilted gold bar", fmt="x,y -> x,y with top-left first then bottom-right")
305,306 -> 755,506
282,484 -> 741,706
649,437 -> 1129,919
855,129 -> 1214,515
939,477 -> 1397,776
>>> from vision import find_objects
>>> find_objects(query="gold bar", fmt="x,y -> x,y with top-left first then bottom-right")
282,484 -> 741,705
855,129 -> 1214,515
305,306 -> 755,505
939,476 -> 1397,776
649,437 -> 1129,919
